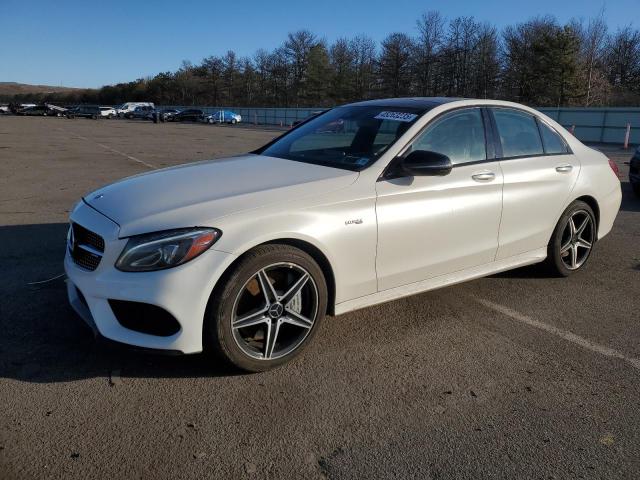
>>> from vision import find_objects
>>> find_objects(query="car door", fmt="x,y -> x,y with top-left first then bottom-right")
375,107 -> 504,291
490,108 -> 579,260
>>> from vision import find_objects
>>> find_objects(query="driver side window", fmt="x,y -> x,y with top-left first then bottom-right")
410,108 -> 486,165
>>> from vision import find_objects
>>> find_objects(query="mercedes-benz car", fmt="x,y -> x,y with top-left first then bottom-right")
64,98 -> 621,372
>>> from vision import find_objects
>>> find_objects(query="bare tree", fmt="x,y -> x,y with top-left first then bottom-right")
378,33 -> 414,97
604,26 -> 640,103
350,35 -> 377,100
413,11 -> 445,96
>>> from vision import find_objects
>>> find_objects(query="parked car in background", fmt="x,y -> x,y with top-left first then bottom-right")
100,107 -> 117,118
46,104 -> 68,116
156,108 -> 180,121
66,105 -> 101,119
204,110 -> 242,124
115,102 -> 155,118
630,146 -> 640,197
0,104 -> 10,114
64,98 -> 621,372
15,105 -> 58,116
171,108 -> 205,122
125,105 -> 155,119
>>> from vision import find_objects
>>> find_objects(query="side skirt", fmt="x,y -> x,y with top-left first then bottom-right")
334,248 -> 547,316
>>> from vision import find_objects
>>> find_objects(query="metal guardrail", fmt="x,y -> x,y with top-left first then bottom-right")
157,105 -> 640,145
538,107 -> 640,145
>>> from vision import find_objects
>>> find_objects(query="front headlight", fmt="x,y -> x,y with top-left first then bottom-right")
115,228 -> 221,272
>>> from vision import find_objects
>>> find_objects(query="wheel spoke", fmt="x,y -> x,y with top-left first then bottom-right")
281,273 -> 309,306
257,269 -> 278,303
576,239 -> 592,249
233,310 -> 268,329
560,239 -> 572,254
575,216 -> 590,236
570,244 -> 578,269
263,320 -> 281,359
282,309 -> 314,329
568,217 -> 577,236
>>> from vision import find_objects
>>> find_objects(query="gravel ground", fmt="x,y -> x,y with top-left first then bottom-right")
1,116 -> 639,479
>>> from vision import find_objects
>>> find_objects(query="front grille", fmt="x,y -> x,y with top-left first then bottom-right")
69,223 -> 105,271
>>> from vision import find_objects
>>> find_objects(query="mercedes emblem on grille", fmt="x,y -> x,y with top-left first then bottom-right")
67,225 -> 75,252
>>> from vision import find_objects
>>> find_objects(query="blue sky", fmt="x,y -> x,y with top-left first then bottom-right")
0,0 -> 637,88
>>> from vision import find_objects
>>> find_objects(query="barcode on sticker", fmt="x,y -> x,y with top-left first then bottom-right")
374,111 -> 418,122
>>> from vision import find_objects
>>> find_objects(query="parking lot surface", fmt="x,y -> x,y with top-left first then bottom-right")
1,116 -> 639,479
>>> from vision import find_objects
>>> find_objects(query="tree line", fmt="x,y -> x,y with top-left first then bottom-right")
6,11 -> 640,108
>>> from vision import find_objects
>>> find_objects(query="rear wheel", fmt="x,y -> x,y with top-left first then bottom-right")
206,244 -> 327,372
545,200 -> 596,276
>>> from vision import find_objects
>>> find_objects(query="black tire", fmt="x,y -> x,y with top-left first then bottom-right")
544,200 -> 596,277
205,244 -> 327,372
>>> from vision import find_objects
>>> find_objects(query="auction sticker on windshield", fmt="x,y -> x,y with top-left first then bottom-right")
374,111 -> 418,122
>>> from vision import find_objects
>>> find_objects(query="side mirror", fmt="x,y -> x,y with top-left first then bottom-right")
400,150 -> 453,176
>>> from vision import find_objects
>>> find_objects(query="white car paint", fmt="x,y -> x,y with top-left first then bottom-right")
65,99 -> 621,354
99,107 -> 116,118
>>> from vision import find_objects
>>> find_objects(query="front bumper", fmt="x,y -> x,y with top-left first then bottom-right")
65,202 -> 236,354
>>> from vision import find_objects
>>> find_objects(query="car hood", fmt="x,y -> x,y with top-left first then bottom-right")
84,154 -> 358,237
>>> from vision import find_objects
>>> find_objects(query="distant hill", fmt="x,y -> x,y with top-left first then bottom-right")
0,82 -> 90,96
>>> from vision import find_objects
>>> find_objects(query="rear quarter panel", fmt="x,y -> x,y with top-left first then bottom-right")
568,144 -> 621,240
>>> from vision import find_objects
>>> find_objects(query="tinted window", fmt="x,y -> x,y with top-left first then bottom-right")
411,108 -> 486,165
260,105 -> 427,171
493,109 -> 544,158
539,121 -> 569,154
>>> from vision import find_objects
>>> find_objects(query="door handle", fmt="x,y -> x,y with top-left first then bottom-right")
556,164 -> 573,173
472,171 -> 495,182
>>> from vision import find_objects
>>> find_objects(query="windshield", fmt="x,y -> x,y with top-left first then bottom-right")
259,105 -> 428,170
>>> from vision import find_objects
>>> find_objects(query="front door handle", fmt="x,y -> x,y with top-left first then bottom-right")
472,171 -> 496,182
556,164 -> 573,173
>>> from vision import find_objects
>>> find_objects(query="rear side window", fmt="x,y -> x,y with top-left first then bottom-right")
539,121 -> 569,154
493,109 -> 544,158
411,108 -> 486,165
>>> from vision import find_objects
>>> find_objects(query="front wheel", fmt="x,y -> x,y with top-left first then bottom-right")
205,244 -> 327,372
545,200 -> 596,276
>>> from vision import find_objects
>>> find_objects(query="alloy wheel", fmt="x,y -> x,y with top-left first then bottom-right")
231,262 -> 318,360
559,210 -> 594,270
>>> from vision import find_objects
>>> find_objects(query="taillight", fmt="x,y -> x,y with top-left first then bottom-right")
608,159 -> 621,179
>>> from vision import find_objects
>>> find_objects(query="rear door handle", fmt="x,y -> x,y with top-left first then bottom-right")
472,171 -> 495,182
556,164 -> 573,173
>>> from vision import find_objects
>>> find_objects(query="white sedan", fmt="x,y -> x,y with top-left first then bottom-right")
64,98 -> 621,371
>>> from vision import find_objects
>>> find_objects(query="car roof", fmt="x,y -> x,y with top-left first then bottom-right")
344,97 -> 463,109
